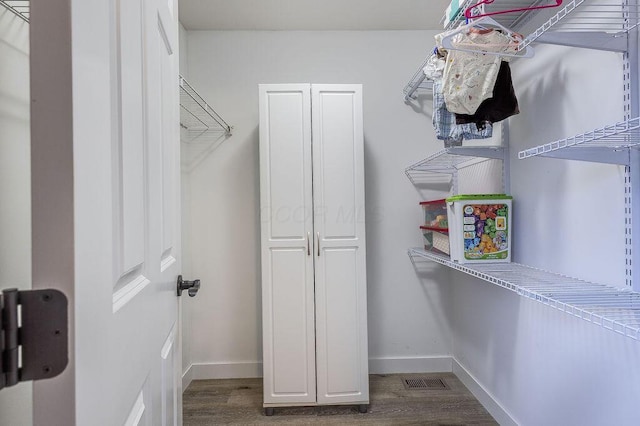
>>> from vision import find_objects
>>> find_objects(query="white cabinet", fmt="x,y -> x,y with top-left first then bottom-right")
259,84 -> 369,413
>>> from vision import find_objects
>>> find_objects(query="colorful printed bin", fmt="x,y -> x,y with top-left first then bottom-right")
420,226 -> 450,255
446,194 -> 512,264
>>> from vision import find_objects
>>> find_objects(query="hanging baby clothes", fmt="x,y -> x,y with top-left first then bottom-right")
437,28 -> 517,115
455,61 -> 519,127
433,79 -> 492,146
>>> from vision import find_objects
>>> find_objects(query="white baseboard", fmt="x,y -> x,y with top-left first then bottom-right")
368,356 -> 452,374
187,357 -> 452,381
191,361 -> 263,380
452,358 -> 517,426
182,365 -> 194,391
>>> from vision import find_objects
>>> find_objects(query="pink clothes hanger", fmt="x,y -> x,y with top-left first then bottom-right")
464,0 -> 563,20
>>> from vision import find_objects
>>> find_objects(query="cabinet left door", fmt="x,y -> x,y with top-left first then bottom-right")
259,84 -> 317,405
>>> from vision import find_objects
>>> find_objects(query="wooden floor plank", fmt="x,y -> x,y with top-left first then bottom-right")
183,373 -> 497,425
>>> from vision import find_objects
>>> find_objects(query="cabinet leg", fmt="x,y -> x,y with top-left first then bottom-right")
358,404 -> 368,413
264,407 -> 274,416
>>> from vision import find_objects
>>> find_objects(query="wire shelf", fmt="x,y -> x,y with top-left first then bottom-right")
408,248 -> 640,340
0,0 -> 29,22
405,0 -> 634,101
521,0 -> 640,52
517,117 -> 640,165
179,75 -> 232,137
405,146 -> 505,184
405,0 -> 534,101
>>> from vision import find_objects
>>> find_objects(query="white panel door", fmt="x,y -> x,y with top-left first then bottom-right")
312,84 -> 369,405
259,84 -> 316,405
28,0 -> 182,424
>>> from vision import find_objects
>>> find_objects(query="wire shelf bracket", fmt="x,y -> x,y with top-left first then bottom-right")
403,63 -> 434,103
179,75 -> 232,139
408,248 -> 640,341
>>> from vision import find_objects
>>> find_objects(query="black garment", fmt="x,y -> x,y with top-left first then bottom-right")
455,60 -> 519,129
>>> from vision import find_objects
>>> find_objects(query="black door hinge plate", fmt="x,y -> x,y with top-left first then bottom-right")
1,288 -> 68,391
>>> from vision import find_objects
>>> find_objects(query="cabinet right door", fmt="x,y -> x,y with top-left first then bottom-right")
312,84 -> 369,405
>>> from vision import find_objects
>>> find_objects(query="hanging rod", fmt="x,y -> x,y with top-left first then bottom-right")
179,75 -> 232,136
0,0 -> 29,23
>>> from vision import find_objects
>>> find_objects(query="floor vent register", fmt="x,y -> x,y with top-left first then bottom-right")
402,377 -> 450,390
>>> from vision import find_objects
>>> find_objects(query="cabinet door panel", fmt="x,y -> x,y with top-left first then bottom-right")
318,248 -> 361,396
314,93 -> 358,239
269,248 -> 315,396
259,84 -> 316,404
312,84 -> 369,404
264,92 -> 308,239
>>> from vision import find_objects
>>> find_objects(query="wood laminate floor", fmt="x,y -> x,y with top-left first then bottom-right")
183,373 -> 498,425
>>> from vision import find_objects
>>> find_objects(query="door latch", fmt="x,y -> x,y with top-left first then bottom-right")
0,288 -> 68,391
176,275 -> 200,297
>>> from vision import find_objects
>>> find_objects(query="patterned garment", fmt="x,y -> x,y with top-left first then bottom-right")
432,80 -> 492,145
455,61 -> 519,127
439,29 -> 517,115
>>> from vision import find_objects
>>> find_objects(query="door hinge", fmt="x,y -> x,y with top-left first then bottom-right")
0,288 -> 68,391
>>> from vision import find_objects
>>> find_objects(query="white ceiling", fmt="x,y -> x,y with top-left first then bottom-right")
179,0 -> 452,31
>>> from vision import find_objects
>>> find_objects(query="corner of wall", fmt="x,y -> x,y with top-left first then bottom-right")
452,358 -> 517,426
182,363 -> 194,392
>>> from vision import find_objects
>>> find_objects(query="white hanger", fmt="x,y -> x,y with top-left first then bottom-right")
439,16 -> 535,59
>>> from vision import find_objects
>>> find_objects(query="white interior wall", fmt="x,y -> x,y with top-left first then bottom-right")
183,30 -> 458,379
451,42 -> 640,424
511,44 -> 626,286
178,26 -> 640,424
0,8 -> 32,426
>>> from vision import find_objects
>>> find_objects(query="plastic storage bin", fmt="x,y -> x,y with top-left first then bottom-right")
444,0 -> 462,28
446,194 -> 512,264
420,199 -> 448,228
420,226 -> 450,255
